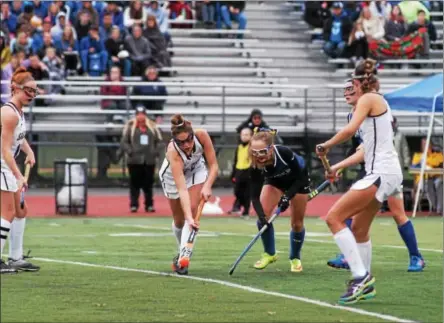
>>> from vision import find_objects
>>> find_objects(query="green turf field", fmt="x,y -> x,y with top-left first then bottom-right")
1,217 -> 442,323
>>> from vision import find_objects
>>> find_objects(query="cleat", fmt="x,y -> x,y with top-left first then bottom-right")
145,206 -> 156,213
338,273 -> 375,305
1,259 -> 18,274
290,258 -> 303,272
130,206 -> 137,213
171,254 -> 188,276
253,253 -> 278,270
359,285 -> 376,301
327,254 -> 350,270
8,257 -> 40,272
408,255 -> 425,272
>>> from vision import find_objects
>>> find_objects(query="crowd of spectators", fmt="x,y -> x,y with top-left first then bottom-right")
0,0 -> 249,105
304,1 -> 441,63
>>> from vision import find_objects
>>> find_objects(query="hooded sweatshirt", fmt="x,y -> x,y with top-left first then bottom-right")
51,12 -> 69,41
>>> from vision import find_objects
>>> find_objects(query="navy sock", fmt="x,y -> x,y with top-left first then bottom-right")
256,220 -> 276,255
289,228 -> 305,260
398,220 -> 420,257
345,218 -> 352,229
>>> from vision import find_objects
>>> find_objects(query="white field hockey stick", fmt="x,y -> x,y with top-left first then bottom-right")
178,199 -> 206,268
20,164 -> 31,209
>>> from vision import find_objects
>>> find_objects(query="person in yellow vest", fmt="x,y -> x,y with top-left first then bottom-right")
229,128 -> 253,218
411,138 -> 443,214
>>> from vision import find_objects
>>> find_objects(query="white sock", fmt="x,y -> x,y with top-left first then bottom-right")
9,217 -> 26,260
172,221 -> 183,250
180,221 -> 195,253
357,240 -> 372,273
1,218 -> 12,258
334,227 -> 367,278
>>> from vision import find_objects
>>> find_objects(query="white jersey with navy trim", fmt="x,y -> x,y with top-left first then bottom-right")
0,102 -> 26,173
359,98 -> 402,176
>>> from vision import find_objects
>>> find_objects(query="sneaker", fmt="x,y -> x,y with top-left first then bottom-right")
171,254 -> 188,276
327,254 -> 350,270
0,259 -> 18,274
130,206 -> 137,213
359,285 -> 377,301
338,273 -> 375,305
8,251 -> 40,272
240,213 -> 250,220
290,258 -> 303,273
408,255 -> 425,272
145,206 -> 155,213
253,253 -> 278,270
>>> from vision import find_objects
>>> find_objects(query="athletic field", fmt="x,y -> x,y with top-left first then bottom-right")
1,216 -> 442,323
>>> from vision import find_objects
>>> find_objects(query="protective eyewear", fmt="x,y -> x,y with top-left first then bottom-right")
17,85 -> 40,97
174,132 -> 194,146
251,145 -> 271,157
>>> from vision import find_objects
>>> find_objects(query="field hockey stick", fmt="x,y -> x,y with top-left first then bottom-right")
20,164 -> 31,209
178,198 -> 206,268
316,145 -> 338,193
228,179 -> 332,276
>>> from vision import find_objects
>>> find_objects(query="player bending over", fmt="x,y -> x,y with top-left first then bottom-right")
1,67 -> 40,274
158,114 -> 218,275
316,59 -> 403,305
249,128 -> 310,272
327,79 -> 425,273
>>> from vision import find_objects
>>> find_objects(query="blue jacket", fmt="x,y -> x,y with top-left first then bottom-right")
80,36 -> 105,53
3,13 -> 18,34
55,38 -> 79,52
100,10 -> 124,30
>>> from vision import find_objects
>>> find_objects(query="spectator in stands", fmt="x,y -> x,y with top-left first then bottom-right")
53,0 -> 71,20
123,0 -> 147,29
10,31 -> 33,56
411,138 -> 443,214
80,25 -> 108,76
100,66 -> 127,120
1,54 -> 19,104
120,105 -> 163,213
47,2 -> 61,26
42,47 -> 64,94
32,0 -> 48,19
169,1 -> 193,29
369,1 -> 392,20
406,9 -> 437,47
0,31 -> 11,69
236,109 -> 269,133
42,16 -> 52,33
75,11 -> 93,41
106,26 -> 131,76
347,20 -> 368,62
11,0 -> 24,16
27,53 -> 49,105
146,1 -> 169,39
303,1 -> 332,29
392,116 -> 410,171
76,1 -> 99,27
384,5 -> 407,41
200,0 -> 216,28
101,1 -> 124,31
217,1 -> 247,39
143,15 -> 172,69
132,66 -> 167,122
100,12 -> 115,39
322,2 -> 352,59
1,2 -> 18,34
55,26 -> 79,74
344,1 -> 363,22
361,5 -> 386,40
51,12 -> 69,41
124,24 -> 151,76
399,0 -> 430,24
16,3 -> 36,35
35,32 -> 59,59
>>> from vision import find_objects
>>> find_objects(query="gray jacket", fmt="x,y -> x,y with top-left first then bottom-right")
120,119 -> 162,165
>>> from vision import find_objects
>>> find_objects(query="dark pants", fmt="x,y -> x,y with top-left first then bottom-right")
128,164 -> 155,208
233,169 -> 251,214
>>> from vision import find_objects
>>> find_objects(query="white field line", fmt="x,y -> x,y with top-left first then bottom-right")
33,257 -> 417,323
113,224 -> 443,254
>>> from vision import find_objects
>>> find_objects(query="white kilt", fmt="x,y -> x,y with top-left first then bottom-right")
0,169 -> 18,192
351,173 -> 403,203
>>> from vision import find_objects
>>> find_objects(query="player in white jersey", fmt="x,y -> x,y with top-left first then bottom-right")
159,114 -> 218,275
316,59 -> 403,305
326,80 -> 425,274
1,67 -> 40,274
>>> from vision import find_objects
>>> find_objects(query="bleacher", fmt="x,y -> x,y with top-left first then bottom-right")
18,1 -> 443,140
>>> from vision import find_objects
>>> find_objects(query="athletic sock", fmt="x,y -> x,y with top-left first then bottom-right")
345,218 -> 352,229
357,240 -> 372,273
398,220 -> 420,257
289,228 -> 305,260
9,217 -> 26,260
334,227 -> 367,278
256,220 -> 276,256
172,221 -> 182,251
1,218 -> 12,258
180,221 -> 196,257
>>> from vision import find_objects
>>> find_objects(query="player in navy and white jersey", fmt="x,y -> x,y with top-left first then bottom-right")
316,59 -> 404,304
158,114 -> 218,275
326,80 -> 425,274
1,67 -> 40,274
248,128 -> 310,273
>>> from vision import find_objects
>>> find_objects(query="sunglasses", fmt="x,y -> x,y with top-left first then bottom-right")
251,145 -> 271,157
174,132 -> 194,146
17,85 -> 40,97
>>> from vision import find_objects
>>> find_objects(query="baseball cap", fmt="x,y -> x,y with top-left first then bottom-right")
332,2 -> 343,9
